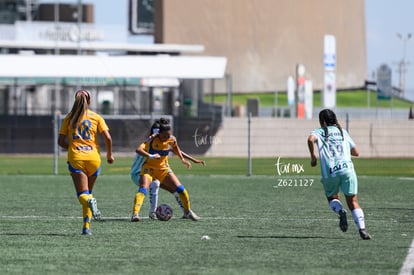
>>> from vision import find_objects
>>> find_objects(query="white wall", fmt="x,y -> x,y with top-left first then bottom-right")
205,117 -> 414,158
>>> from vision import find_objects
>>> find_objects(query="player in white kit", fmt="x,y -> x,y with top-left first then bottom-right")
307,109 -> 371,240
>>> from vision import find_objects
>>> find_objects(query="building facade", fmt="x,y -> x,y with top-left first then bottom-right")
154,0 -> 367,93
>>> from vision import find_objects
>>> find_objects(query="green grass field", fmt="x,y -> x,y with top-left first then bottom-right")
0,156 -> 414,274
1,155 -> 414,177
206,90 -> 414,108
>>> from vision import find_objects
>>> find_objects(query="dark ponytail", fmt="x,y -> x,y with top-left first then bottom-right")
158,117 -> 171,133
319,109 -> 343,141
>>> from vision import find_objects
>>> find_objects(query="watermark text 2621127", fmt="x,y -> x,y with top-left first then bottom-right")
273,178 -> 314,188
274,157 -> 314,188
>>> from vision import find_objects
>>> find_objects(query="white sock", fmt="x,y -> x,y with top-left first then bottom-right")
174,192 -> 185,213
149,180 -> 160,214
352,208 -> 365,230
329,199 -> 343,214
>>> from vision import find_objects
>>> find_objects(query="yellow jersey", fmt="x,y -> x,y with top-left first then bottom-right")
141,135 -> 177,170
59,110 -> 109,162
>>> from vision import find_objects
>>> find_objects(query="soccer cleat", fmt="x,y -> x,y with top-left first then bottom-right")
359,229 -> 372,240
82,228 -> 91,236
88,198 -> 102,221
149,212 -> 158,220
183,209 -> 200,221
131,214 -> 141,222
338,209 -> 348,232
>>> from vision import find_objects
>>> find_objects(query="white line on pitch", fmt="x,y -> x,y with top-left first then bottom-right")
0,215 -> 387,223
0,215 -> 337,221
399,237 -> 414,275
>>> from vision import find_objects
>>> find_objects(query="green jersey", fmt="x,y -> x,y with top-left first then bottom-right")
311,126 -> 356,179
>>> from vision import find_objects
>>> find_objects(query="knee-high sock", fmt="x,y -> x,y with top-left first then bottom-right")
173,192 -> 184,213
352,208 -> 366,229
329,199 -> 343,214
78,192 -> 93,229
149,180 -> 160,214
132,187 -> 147,215
176,185 -> 190,212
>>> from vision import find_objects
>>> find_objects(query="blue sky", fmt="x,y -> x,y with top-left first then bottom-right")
43,0 -> 414,97
366,0 -> 414,97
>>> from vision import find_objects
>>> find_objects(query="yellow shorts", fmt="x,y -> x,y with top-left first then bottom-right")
67,159 -> 101,177
140,167 -> 171,183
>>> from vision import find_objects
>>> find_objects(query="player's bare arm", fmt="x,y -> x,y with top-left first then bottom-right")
101,130 -> 114,164
172,145 -> 191,169
136,143 -> 160,159
351,146 -> 359,157
307,135 -> 317,167
182,152 -> 206,166
57,134 -> 69,150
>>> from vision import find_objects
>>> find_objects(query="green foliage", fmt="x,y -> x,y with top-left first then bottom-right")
205,90 -> 413,108
0,174 -> 413,274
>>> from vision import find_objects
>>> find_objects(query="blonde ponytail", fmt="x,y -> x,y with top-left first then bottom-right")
67,90 -> 90,128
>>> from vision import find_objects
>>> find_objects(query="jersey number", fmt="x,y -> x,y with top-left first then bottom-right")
72,119 -> 91,140
329,143 -> 343,157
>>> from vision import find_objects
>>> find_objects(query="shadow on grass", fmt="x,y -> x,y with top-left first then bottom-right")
376,207 -> 414,211
99,218 -> 131,222
237,235 -> 340,239
0,233 -> 70,236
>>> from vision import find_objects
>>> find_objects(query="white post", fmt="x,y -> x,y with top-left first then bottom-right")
26,0 -> 32,22
54,1 -> 60,115
77,0 -> 82,89
53,111 -> 61,175
323,35 -> 337,109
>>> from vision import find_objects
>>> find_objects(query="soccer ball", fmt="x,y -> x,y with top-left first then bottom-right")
155,204 -> 173,221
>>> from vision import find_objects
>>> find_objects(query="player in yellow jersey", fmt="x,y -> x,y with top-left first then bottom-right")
131,118 -> 200,221
130,121 -> 205,219
58,89 -> 114,235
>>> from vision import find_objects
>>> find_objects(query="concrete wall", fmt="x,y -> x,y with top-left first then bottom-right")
205,117 -> 414,157
155,0 -> 366,93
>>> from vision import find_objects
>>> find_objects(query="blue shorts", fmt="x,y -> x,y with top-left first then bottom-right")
67,160 -> 101,177
321,172 -> 358,197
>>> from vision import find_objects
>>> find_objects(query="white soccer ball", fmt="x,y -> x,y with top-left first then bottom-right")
155,204 -> 173,221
